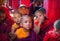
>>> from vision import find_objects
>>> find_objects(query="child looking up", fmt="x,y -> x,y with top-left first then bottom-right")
34,8 -> 53,41
15,15 -> 40,41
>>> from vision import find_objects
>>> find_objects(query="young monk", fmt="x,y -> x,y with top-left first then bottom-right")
8,11 -> 22,41
11,11 -> 22,33
34,8 -> 53,41
43,19 -> 60,41
18,5 -> 29,16
14,15 -> 40,41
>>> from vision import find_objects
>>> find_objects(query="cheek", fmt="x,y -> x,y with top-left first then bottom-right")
30,23 -> 32,26
14,19 -> 17,22
22,23 -> 26,26
40,16 -> 44,20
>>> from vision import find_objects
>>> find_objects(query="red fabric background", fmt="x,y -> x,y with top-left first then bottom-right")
9,0 -> 30,9
12,0 -> 19,9
9,0 -> 60,23
20,0 -> 30,7
47,0 -> 60,23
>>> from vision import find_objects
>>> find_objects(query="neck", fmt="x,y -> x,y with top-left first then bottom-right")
22,27 -> 30,36
23,28 -> 30,33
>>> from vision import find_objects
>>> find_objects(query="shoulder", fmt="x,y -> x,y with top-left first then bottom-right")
44,19 -> 53,25
45,30 -> 56,38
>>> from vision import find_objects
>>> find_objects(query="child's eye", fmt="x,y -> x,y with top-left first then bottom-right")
24,21 -> 32,23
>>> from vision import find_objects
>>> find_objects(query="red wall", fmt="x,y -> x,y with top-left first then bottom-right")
9,0 -> 30,10
44,0 -> 60,23
12,0 -> 18,9
20,0 -> 30,7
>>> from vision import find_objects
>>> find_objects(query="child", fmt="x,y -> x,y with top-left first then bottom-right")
14,15 -> 40,41
18,5 -> 29,16
8,11 -> 22,41
0,9 -> 13,41
34,8 -> 53,41
43,20 -> 60,41
11,11 -> 22,33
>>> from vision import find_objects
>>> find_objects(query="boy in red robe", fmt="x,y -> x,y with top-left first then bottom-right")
0,0 -> 14,41
34,8 -> 53,41
43,20 -> 60,41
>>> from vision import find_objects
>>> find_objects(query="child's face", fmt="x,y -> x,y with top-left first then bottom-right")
18,7 -> 29,15
13,13 -> 21,24
21,17 -> 32,30
35,12 -> 45,22
0,13 -> 6,23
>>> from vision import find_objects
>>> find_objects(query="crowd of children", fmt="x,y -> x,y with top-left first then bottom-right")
0,0 -> 60,41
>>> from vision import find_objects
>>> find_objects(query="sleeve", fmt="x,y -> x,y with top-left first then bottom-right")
43,32 -> 51,41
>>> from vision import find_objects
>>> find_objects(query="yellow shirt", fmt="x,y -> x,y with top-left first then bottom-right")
12,23 -> 19,29
15,28 -> 28,39
11,23 -> 19,34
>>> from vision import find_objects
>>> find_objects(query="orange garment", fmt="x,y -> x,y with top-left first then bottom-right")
11,23 -> 19,33
15,28 -> 28,39
12,23 -> 19,29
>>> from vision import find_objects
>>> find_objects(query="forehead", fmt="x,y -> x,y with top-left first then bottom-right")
35,11 -> 43,15
22,16 -> 31,21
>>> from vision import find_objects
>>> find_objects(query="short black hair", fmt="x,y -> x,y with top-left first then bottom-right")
54,19 -> 60,30
38,7 -> 46,13
20,15 -> 32,22
35,7 -> 46,14
0,10 -> 5,14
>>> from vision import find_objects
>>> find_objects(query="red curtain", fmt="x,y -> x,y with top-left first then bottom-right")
20,0 -> 30,7
45,0 -> 60,23
9,0 -> 30,9
12,0 -> 19,9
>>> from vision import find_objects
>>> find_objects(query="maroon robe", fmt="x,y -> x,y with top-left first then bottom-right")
0,7 -> 14,41
43,30 -> 60,41
39,19 -> 53,41
14,30 -> 40,41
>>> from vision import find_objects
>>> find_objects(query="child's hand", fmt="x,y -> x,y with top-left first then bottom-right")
11,23 -> 19,34
34,18 -> 40,34
8,32 -> 16,41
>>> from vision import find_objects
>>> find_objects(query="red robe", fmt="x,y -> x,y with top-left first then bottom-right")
43,30 -> 60,41
0,7 -> 14,41
35,19 -> 53,41
0,7 -> 14,32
